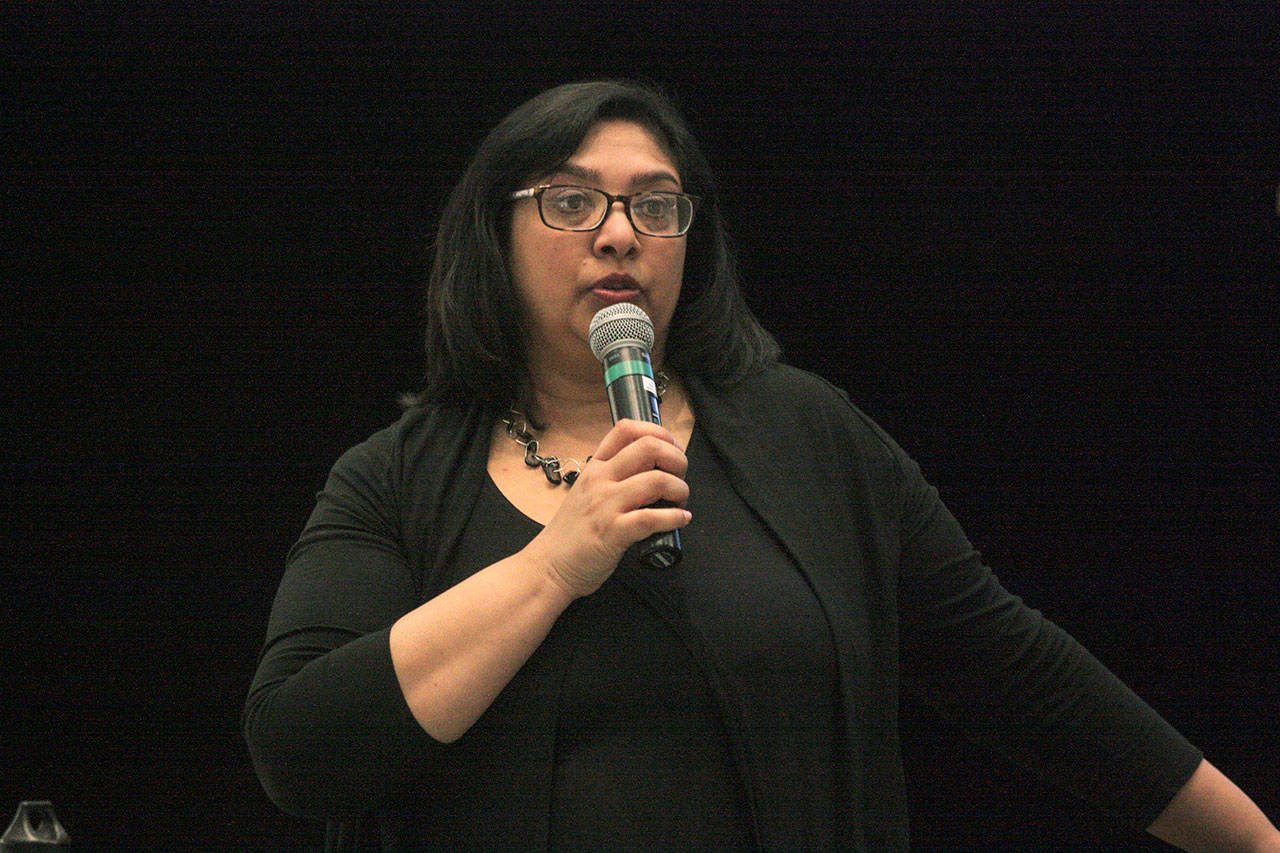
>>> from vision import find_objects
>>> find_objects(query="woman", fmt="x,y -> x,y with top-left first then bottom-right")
244,80 -> 1278,850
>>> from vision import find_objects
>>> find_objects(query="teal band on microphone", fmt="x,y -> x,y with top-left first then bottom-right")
603,359 -> 653,385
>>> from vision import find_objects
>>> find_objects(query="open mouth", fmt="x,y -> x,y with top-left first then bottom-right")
591,274 -> 642,305
594,274 -> 640,292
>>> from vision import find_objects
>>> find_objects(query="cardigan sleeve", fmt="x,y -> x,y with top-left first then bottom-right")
884,430 -> 1203,830
243,424 -> 446,820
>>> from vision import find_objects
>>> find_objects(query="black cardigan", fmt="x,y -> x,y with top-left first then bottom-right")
244,363 -> 1201,850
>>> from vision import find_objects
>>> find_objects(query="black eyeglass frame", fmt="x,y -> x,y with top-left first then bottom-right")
508,184 -> 701,238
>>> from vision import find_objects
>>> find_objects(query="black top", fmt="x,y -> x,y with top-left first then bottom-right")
432,426 -> 841,849
245,364 -> 1203,850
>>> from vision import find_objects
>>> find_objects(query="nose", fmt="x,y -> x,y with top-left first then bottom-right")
592,200 -> 640,257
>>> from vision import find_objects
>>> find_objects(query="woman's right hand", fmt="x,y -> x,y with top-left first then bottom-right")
524,418 -> 691,599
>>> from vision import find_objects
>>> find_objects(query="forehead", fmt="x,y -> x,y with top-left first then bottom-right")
556,119 -> 681,185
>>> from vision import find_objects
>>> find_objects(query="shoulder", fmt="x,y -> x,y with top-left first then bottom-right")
308,403 -> 496,572
325,403 -> 492,494
708,362 -> 864,413
694,363 -> 902,461
692,362 -> 844,410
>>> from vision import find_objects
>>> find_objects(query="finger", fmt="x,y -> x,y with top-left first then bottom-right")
612,468 -> 690,511
616,504 -> 693,543
605,435 -> 689,482
592,419 -> 679,463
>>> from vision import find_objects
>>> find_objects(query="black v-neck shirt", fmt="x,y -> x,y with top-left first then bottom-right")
448,425 -> 842,848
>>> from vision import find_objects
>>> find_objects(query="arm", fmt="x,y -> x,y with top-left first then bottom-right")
882,434 -> 1204,830
884,441 -> 1275,842
389,419 -> 691,742
385,542 -> 575,744
795,377 -> 1274,845
245,419 -> 689,816
1147,758 -> 1280,852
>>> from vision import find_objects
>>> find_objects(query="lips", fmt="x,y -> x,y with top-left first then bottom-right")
590,273 -> 642,304
592,273 -> 640,293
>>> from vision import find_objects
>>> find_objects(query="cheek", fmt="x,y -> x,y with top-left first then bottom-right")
508,215 -> 558,299
512,216 -> 576,277
661,241 -> 688,291
507,210 -> 538,277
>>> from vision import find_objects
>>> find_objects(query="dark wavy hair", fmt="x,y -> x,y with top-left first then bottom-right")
404,79 -> 778,411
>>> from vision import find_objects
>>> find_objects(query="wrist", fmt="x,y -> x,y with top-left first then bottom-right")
520,535 -> 588,606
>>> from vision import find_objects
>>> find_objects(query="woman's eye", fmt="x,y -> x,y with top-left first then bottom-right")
549,189 -> 592,211
635,195 -> 674,220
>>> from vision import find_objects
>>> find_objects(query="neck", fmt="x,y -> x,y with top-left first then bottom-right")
523,342 -> 668,428
528,376 -> 610,433
520,348 -> 678,440
520,345 -> 607,430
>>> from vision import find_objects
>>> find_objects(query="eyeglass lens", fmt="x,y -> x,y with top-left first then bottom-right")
540,186 -> 692,236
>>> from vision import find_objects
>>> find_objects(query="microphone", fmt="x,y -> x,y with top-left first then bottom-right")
588,303 -> 682,569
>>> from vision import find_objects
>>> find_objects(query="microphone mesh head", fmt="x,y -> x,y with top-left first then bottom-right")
588,303 -> 655,361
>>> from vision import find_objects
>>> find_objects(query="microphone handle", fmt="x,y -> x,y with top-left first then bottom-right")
600,344 -> 682,569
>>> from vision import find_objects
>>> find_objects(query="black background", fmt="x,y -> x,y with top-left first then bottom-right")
4,4 -> 1277,849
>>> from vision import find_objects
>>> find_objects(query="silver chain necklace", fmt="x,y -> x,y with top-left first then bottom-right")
503,370 -> 668,486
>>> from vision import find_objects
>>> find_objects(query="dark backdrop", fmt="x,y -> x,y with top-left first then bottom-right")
4,5 -> 1277,849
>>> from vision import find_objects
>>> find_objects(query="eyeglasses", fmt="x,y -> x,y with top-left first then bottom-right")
509,184 -> 699,237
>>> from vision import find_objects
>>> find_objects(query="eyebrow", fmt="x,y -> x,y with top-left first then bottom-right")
551,161 -> 682,190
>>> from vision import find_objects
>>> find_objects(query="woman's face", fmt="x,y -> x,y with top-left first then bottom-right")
508,119 -> 687,376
